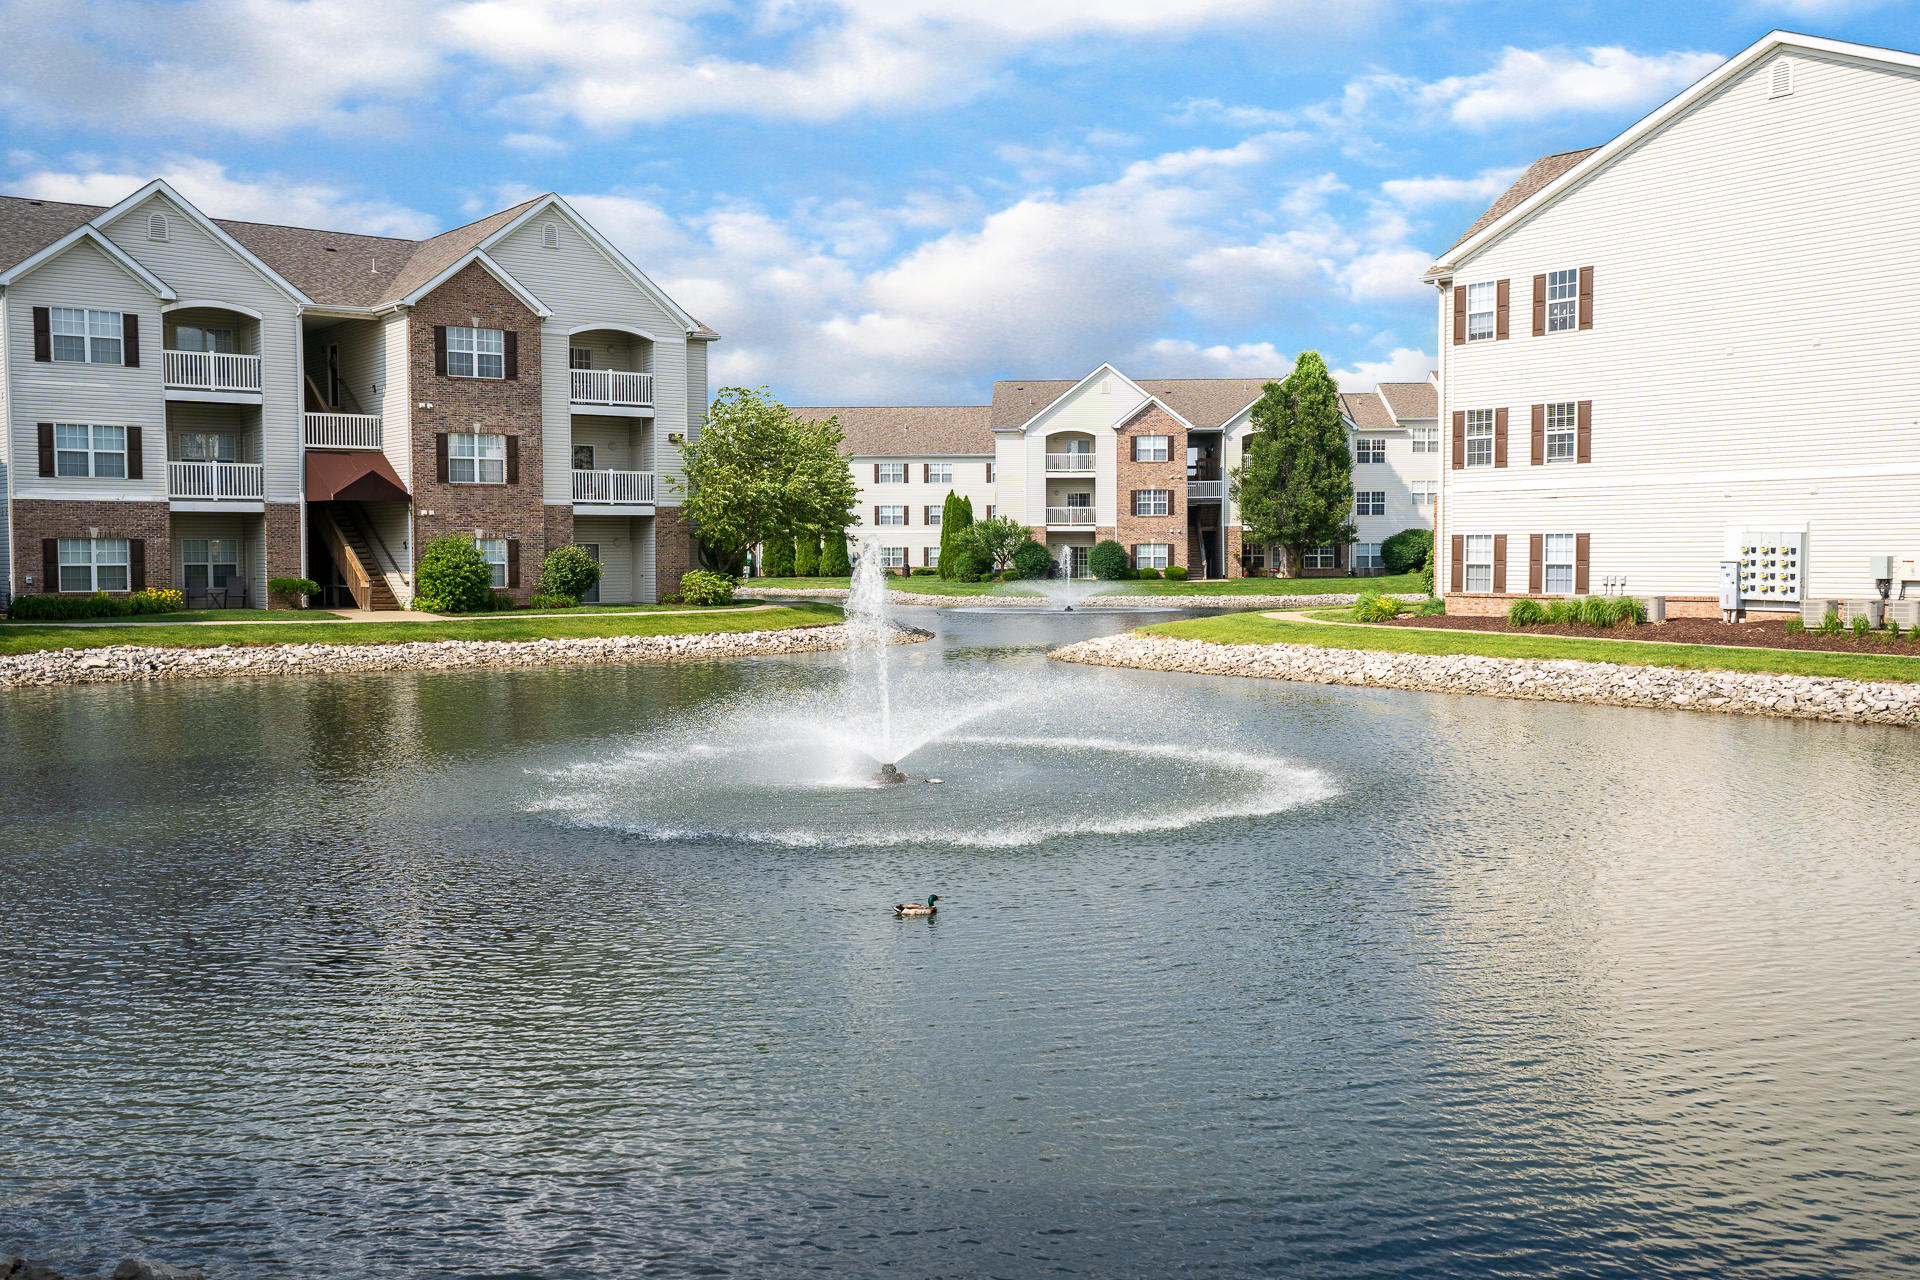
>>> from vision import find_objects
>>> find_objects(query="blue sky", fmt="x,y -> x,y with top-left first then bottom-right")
1,0 -> 1911,403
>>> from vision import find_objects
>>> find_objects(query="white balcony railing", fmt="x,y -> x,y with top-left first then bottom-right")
168,460 -> 265,501
164,349 -> 262,394
1045,452 -> 1095,471
572,469 -> 656,505
1187,479 -> 1225,501
571,368 -> 654,407
1045,506 -> 1097,526
304,413 -> 384,450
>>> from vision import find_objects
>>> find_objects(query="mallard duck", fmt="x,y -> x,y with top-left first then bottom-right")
894,894 -> 941,916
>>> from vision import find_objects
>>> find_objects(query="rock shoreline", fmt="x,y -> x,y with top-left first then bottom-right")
0,623 -> 931,690
737,586 -> 1426,610
1050,631 -> 1920,727
3,1257 -> 201,1280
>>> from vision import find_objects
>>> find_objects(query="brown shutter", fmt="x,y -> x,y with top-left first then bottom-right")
1451,411 -> 1465,470
922,463 -> 930,483
1575,533 -> 1591,593
1578,266 -> 1594,329
1493,408 -> 1508,468
1576,400 -> 1593,463
506,539 -> 521,588
126,425 -> 143,479
873,505 -> 879,527
1531,274 -> 1547,337
37,423 -> 54,477
873,463 -> 881,483
505,435 -> 520,484
1494,279 -> 1510,340
43,539 -> 58,592
1492,534 -> 1507,593
32,306 -> 51,361
503,330 -> 518,379
1451,286 -> 1466,345
129,539 -> 146,590
1449,535 -> 1464,592
1528,533 -> 1543,593
122,314 -> 140,367
435,432 -> 450,483
1530,404 -> 1545,466
433,325 -> 448,375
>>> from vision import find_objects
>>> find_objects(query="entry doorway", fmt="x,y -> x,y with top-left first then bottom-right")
1065,546 -> 1090,579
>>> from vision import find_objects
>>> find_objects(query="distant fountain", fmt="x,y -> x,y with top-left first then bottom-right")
1012,576 -> 1107,612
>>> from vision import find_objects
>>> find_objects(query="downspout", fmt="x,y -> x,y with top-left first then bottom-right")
294,305 -> 308,595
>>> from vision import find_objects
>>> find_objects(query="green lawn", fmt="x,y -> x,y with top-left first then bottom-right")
2,607 -> 348,626
751,575 -> 1033,597
1106,573 -> 1426,597
478,601 -> 755,616
0,603 -> 844,656
1144,611 -> 1920,683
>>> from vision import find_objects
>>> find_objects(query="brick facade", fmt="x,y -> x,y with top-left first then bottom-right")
408,262 -> 549,603
655,506 -> 694,599
1224,525 -> 1244,578
1114,405 -> 1187,573
264,501 -> 302,608
1446,592 -> 1726,619
10,499 -> 170,596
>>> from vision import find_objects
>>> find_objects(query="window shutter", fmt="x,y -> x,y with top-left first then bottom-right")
129,539 -> 146,590
1530,404 -> 1545,466
435,433 -> 450,483
873,506 -> 879,527
37,423 -> 54,477
122,314 -> 140,367
1576,400 -> 1593,463
1575,533 -> 1591,593
922,463 -> 930,483
1493,407 -> 1508,468
503,330 -> 518,380
1452,286 -> 1466,345
1492,534 -> 1507,594
505,435 -> 520,484
1528,533 -> 1543,594
1449,535 -> 1464,593
126,425 -> 143,479
1451,411 -> 1465,470
1531,274 -> 1547,337
32,306 -> 51,362
1578,266 -> 1594,330
433,325 -> 448,375
42,539 -> 58,593
507,539 -> 521,588
1494,279 -> 1510,340
873,463 -> 881,483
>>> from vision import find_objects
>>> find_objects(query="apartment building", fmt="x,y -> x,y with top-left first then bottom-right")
0,180 -> 713,610
1427,31 -> 1920,618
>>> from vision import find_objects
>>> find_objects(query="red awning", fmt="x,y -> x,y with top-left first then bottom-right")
305,450 -> 409,503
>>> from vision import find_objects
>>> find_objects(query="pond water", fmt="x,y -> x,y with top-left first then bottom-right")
2,608 -> 1917,1278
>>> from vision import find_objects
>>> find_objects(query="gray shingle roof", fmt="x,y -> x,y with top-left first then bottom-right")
1339,391 -> 1396,433
990,376 -> 1281,432
0,196 -> 108,276
1375,380 -> 1438,420
1438,147 -> 1600,261
790,405 -> 995,457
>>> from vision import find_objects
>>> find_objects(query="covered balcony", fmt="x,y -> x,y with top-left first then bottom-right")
163,303 -> 264,401
568,325 -> 655,415
1045,506 -> 1097,527
1045,433 -> 1096,472
572,468 -> 656,514
304,413 -> 383,450
169,460 -> 265,505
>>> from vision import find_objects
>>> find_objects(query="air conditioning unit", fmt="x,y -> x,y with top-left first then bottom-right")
1842,599 -> 1884,627
1801,598 -> 1840,627
1888,599 -> 1920,629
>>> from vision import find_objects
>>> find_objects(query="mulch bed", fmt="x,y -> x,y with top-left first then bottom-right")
1380,613 -> 1920,656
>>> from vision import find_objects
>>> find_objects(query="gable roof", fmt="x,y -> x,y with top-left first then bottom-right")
991,374 -> 1281,432
1339,391 -> 1396,433
1376,380 -> 1438,420
0,197 -> 101,277
0,220 -> 176,298
1440,148 -> 1599,258
789,405 -> 995,457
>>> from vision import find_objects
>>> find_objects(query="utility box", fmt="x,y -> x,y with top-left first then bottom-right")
1719,560 -> 1743,614
1643,595 -> 1666,624
1889,600 -> 1920,628
1736,530 -> 1804,603
1802,598 -> 1840,627
1870,554 -> 1894,580
1844,599 -> 1885,627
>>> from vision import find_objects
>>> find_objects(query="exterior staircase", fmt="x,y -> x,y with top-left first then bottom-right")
316,505 -> 399,610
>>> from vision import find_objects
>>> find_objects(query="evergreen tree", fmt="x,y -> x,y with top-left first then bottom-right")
762,536 -> 796,577
794,533 -> 820,577
821,533 -> 852,577
1230,351 -> 1354,576
937,491 -> 974,579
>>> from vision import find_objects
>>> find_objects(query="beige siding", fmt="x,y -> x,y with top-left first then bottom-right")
169,510 -> 265,606
848,455 -> 996,566
380,313 -> 412,486
993,433 -> 1027,526
571,514 -> 636,601
1019,370 -> 1137,527
364,502 -> 413,600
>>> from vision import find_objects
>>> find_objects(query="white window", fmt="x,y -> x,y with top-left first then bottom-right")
569,347 -> 592,370
541,221 -> 560,248
880,546 -> 906,569
51,307 -> 123,365
1354,543 -> 1382,572
875,462 -> 906,484
1411,425 -> 1438,453
1412,480 -> 1437,507
1466,282 -> 1497,342
1303,545 -> 1338,570
175,431 -> 237,463
1546,269 -> 1578,333
1466,409 -> 1494,467
54,423 -> 127,478
875,505 -> 907,526
1355,490 -> 1385,517
1544,533 -> 1577,595
1465,534 -> 1494,593
1134,543 -> 1171,570
181,538 -> 241,591
147,212 -> 169,241
57,537 -> 129,593
449,432 -> 507,484
923,546 -> 938,566
476,538 -> 508,589
172,325 -> 234,354
1065,491 -> 1092,509
924,505 -> 942,527
1133,489 -> 1171,517
446,326 -> 505,379
1355,437 -> 1385,464
1134,435 -> 1170,462
926,462 -> 953,485
1545,402 -> 1577,462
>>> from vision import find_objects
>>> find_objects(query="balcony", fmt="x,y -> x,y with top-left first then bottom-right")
169,460 -> 265,504
304,413 -> 384,451
1187,479 -> 1225,501
1045,506 -> 1097,526
1046,452 -> 1095,472
571,368 -> 654,412
164,349 -> 262,397
572,468 -> 656,508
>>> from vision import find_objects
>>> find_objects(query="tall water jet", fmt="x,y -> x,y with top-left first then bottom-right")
1012,576 -> 1108,612
846,537 -> 897,767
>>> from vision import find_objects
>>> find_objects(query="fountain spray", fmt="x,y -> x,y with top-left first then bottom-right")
846,538 -> 902,780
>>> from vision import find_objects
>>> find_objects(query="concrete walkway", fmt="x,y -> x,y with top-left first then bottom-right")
9,604 -> 784,629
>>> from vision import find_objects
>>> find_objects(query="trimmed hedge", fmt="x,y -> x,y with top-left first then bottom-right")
821,536 -> 852,576
1381,528 -> 1433,576
1166,565 -> 1189,581
1010,539 -> 1053,579
680,570 -> 737,606
415,536 -> 496,614
536,545 -> 603,601
1088,540 -> 1130,581
7,588 -> 184,621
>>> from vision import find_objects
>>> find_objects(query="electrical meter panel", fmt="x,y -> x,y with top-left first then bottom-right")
1737,530 -> 1804,603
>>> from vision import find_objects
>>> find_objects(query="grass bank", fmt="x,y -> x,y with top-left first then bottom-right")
1,607 -> 348,625
1146,611 -> 1920,683
749,575 -> 1029,597
0,603 -> 843,656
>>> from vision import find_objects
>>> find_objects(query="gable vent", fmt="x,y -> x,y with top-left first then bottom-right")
1770,58 -> 1793,99
541,221 -> 559,248
147,212 -> 169,241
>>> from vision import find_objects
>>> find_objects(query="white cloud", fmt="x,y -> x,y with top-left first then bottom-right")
503,133 -> 570,154
1380,168 -> 1525,208
1419,46 -> 1724,128
1133,339 -> 1291,380
1332,346 -> 1433,390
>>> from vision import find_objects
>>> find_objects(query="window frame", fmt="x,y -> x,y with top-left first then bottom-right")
875,505 -> 908,527
57,537 -> 130,593
924,505 -> 942,527
1545,401 -> 1577,463
1354,542 -> 1383,572
1410,426 -> 1439,454
1411,480 -> 1437,508
449,431 -> 507,484
1465,534 -> 1494,593
50,307 -> 124,365
54,423 -> 127,478
1303,545 -> 1338,570
879,546 -> 907,569
875,462 -> 907,485
1465,409 -> 1495,468
1355,490 -> 1385,517
926,462 -> 954,485
1132,489 -> 1171,517
1134,543 -> 1171,570
181,537 -> 242,591
1354,437 -> 1386,465
569,347 -> 593,370
1134,434 -> 1171,462
1543,533 -> 1577,595
446,325 -> 506,380
475,538 -> 509,589
1546,269 -> 1579,334
1465,282 -> 1497,343
175,430 -> 238,463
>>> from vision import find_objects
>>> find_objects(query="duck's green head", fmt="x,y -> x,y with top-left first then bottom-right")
928,895 -> 941,905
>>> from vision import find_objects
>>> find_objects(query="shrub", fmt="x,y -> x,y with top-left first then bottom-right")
679,570 -> 736,606
661,593 -> 684,605
1507,597 -> 1548,627
1576,595 -> 1615,627
1413,596 -> 1446,617
416,536 -> 496,614
1135,566 -> 1162,580
537,545 -> 603,602
1418,546 -> 1435,596
1380,528 -> 1434,576
1166,565 -> 1189,581
1353,593 -> 1405,623
762,537 -> 795,578
125,587 -> 184,615
7,591 -> 124,621
794,535 -> 820,577
911,566 -> 938,576
1888,620 -> 1903,640
1010,539 -> 1053,579
1784,615 -> 1806,635
269,576 -> 320,605
820,535 -> 852,577
1544,598 -> 1581,626
1851,613 -> 1872,636
1088,540 -> 1130,580
1820,607 -> 1843,635
529,593 -> 578,610
950,549 -> 990,582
